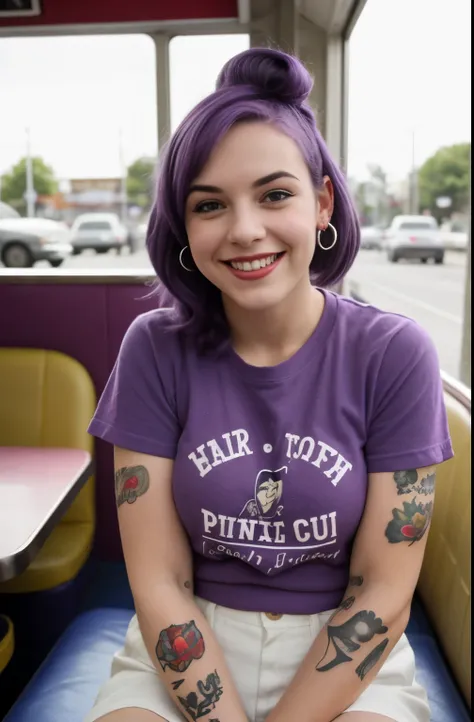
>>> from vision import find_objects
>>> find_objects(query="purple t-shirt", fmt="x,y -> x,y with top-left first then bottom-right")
88,289 -> 453,614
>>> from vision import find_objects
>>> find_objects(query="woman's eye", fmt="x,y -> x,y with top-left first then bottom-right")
263,190 -> 293,203
193,200 -> 223,214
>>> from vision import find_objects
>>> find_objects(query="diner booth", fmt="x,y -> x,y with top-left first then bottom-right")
0,1 -> 471,721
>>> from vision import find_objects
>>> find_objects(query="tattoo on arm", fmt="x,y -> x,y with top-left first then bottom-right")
316,610 -> 388,673
355,637 -> 389,680
177,670 -> 223,720
328,595 -> 355,625
328,576 -> 363,624
172,679 -> 185,690
114,465 -> 149,507
385,498 -> 433,544
394,469 -> 436,496
156,621 -> 205,672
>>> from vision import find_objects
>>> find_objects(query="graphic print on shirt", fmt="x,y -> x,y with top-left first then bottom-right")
186,427 -> 356,577
239,466 -> 286,520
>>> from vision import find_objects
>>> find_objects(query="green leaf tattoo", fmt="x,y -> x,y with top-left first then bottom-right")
385,498 -> 433,544
394,470 -> 436,496
393,470 -> 418,494
115,465 -> 150,507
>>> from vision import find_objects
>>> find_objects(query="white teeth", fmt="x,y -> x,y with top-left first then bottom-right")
229,254 -> 279,271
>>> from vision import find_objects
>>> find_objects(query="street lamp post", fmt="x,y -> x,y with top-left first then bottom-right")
24,127 -> 37,218
410,129 -> 419,215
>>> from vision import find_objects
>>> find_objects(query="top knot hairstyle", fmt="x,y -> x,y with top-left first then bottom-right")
216,47 -> 313,106
147,47 -> 360,347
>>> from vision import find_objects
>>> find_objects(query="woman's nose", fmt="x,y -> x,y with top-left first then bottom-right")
227,207 -> 266,246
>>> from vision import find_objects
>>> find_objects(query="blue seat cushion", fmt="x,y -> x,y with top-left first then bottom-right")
4,608 -> 134,722
4,608 -> 470,722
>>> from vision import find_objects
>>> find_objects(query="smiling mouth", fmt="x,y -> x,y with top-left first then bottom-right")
223,252 -> 285,272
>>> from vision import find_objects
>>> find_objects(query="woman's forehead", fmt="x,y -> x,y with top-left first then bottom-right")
195,122 -> 307,184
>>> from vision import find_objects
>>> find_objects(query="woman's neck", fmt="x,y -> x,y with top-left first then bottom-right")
224,282 -> 324,367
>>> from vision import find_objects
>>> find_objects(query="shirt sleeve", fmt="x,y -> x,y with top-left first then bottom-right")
365,318 -> 454,473
88,312 -> 181,459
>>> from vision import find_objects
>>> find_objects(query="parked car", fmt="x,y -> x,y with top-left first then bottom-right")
0,217 -> 73,268
0,201 -> 20,220
360,225 -> 385,250
440,220 -> 468,251
70,213 -> 129,254
384,215 -> 444,264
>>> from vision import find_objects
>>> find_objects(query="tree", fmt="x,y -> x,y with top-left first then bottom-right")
126,157 -> 156,210
1,157 -> 57,213
418,143 -> 470,221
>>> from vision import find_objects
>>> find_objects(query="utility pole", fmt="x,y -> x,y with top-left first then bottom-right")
410,129 -> 419,215
25,127 -> 36,218
118,128 -> 127,224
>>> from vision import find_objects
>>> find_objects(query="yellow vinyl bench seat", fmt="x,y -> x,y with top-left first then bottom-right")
0,349 -> 96,593
416,377 -> 471,707
0,522 -> 95,594
0,615 -> 14,674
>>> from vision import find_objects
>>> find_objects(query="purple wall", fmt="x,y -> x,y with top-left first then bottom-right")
0,280 -> 157,560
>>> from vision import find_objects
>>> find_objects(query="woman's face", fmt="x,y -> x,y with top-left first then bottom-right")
184,121 -> 333,313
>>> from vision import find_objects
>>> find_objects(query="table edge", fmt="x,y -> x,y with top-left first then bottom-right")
0,453 -> 94,582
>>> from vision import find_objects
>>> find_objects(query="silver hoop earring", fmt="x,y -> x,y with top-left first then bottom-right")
179,245 -> 195,272
317,222 -> 338,251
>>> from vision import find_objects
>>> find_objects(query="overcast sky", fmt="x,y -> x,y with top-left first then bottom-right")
0,0 -> 471,185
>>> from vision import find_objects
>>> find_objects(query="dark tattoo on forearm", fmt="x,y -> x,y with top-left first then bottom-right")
355,637 -> 389,680
172,679 -> 185,690
327,595 -> 355,625
316,610 -> 388,673
156,621 -> 205,672
328,576 -> 364,624
114,465 -> 149,507
177,670 -> 223,720
394,470 -> 436,496
385,498 -> 433,544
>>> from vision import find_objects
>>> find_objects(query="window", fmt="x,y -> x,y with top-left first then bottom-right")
399,222 -> 437,231
77,222 -> 112,231
0,33 -> 157,271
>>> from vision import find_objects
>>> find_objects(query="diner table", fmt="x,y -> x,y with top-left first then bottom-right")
0,447 -> 94,583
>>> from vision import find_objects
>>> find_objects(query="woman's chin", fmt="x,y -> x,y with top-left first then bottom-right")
223,286 -> 289,314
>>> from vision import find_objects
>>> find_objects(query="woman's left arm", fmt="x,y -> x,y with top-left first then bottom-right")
267,463 -> 437,722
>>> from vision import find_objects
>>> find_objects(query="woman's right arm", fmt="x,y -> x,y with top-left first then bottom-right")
114,445 -> 248,722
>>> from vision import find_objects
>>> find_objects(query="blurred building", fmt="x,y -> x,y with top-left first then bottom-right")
36,177 -> 125,223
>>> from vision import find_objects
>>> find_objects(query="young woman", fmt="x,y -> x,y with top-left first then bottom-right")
86,48 -> 453,722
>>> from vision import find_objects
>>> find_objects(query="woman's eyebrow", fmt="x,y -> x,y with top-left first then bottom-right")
253,171 -> 299,188
188,171 -> 299,196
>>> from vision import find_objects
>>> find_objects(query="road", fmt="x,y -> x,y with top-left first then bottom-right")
37,247 -> 468,381
345,249 -> 468,380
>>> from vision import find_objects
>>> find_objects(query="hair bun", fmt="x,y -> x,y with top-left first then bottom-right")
216,47 -> 313,106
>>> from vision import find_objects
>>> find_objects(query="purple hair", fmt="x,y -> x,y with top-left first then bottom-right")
147,47 -> 360,347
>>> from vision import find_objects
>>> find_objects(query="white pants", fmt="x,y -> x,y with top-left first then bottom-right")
84,596 -> 430,722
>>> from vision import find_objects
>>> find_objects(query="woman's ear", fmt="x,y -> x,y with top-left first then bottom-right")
316,175 -> 335,228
